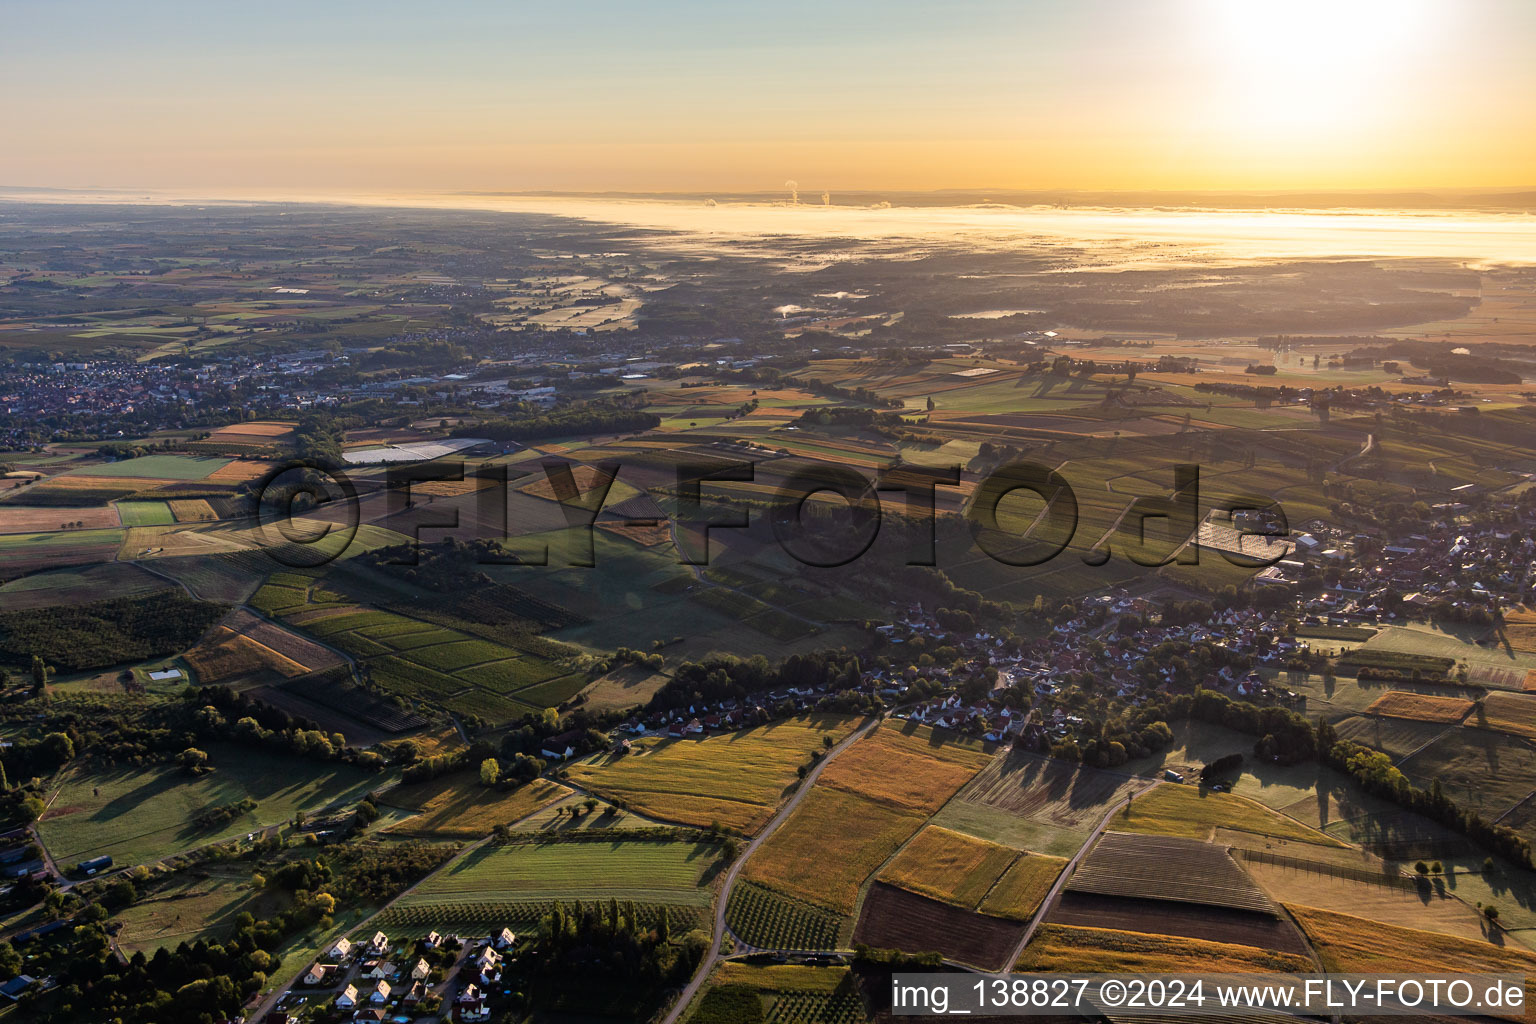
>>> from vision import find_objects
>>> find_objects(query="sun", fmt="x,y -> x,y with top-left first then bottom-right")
1194,0 -> 1440,139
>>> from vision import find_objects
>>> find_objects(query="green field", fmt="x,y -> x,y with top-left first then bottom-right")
65,455 -> 233,480
37,744 -> 388,868
0,562 -> 172,608
278,601 -> 566,718
115,500 -> 176,526
112,870 -> 273,953
401,837 -> 724,908
1114,783 -> 1346,846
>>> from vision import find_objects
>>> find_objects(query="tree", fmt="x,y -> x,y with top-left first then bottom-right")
180,747 -> 209,772
1485,905 -> 1500,923
479,758 -> 501,786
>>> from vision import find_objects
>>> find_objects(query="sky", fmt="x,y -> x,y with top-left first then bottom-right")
3,0 -> 1533,195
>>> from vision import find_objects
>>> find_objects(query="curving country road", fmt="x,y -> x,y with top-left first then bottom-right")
659,712 -> 884,1024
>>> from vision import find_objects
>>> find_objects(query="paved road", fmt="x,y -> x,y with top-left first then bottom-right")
1004,779 -> 1160,967
659,712 -> 883,1024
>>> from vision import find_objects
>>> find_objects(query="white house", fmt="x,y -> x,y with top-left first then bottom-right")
329,938 -> 353,960
336,984 -> 359,1009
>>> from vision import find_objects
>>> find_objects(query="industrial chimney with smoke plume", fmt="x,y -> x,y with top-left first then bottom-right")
784,180 -> 799,204
821,190 -> 830,206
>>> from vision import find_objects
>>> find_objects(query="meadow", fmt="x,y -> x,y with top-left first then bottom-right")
1016,924 -> 1314,974
1113,784 -> 1346,847
382,776 -> 571,838
114,500 -> 176,527
401,837 -> 724,908
565,714 -> 861,833
37,744 -> 388,868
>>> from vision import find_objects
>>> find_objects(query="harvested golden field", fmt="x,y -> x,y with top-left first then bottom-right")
410,477 -> 495,498
206,459 -> 280,483
1288,905 -> 1536,1021
1502,606 -> 1536,654
577,667 -> 672,714
210,421 -> 294,440
978,853 -> 1068,921
742,786 -> 925,914
183,626 -> 308,685
516,463 -> 619,502
565,714 -> 860,834
1245,860 -> 1489,941
878,826 -> 1017,909
1016,924 -> 1313,973
168,499 -> 218,522
0,506 -> 121,534
1478,691 -> 1536,740
43,475 -> 178,491
818,724 -> 993,814
1364,690 -> 1475,723
596,519 -> 672,547
383,777 -> 570,838
1115,785 -> 1346,846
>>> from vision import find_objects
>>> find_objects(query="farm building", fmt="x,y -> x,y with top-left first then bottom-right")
77,854 -> 113,875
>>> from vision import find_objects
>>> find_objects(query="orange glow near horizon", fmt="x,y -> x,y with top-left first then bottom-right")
1,0 -> 1532,194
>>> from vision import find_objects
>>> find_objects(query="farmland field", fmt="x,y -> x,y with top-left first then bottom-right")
852,882 -> 1024,970
115,500 -> 176,526
695,964 -> 865,1024
1241,856 -> 1492,941
382,776 -> 570,838
168,498 -> 219,522
1067,832 -> 1275,913
401,837 -> 724,908
276,601 -> 571,720
876,825 -> 1017,909
182,626 -> 308,686
36,744 -> 388,868
1333,714 -> 1453,758
0,527 -> 128,574
1016,924 -> 1314,973
0,505 -> 121,534
1399,729 -> 1536,817
565,714 -> 861,833
978,852 -> 1067,921
725,881 -> 844,951
0,561 -> 172,609
1363,690 -> 1474,723
930,750 -> 1140,855
742,787 -> 925,914
817,723 -> 992,814
1048,891 -> 1311,954
1288,905 -> 1536,1020
1113,784 -> 1346,846
1476,691 -> 1536,741
64,454 -> 232,480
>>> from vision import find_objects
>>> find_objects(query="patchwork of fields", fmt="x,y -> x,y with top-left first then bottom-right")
256,571 -> 582,721
566,715 -> 861,833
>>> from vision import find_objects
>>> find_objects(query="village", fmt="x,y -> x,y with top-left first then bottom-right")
261,925 -> 518,1024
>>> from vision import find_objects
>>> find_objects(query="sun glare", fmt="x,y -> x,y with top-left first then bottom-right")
1196,0 -> 1439,140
